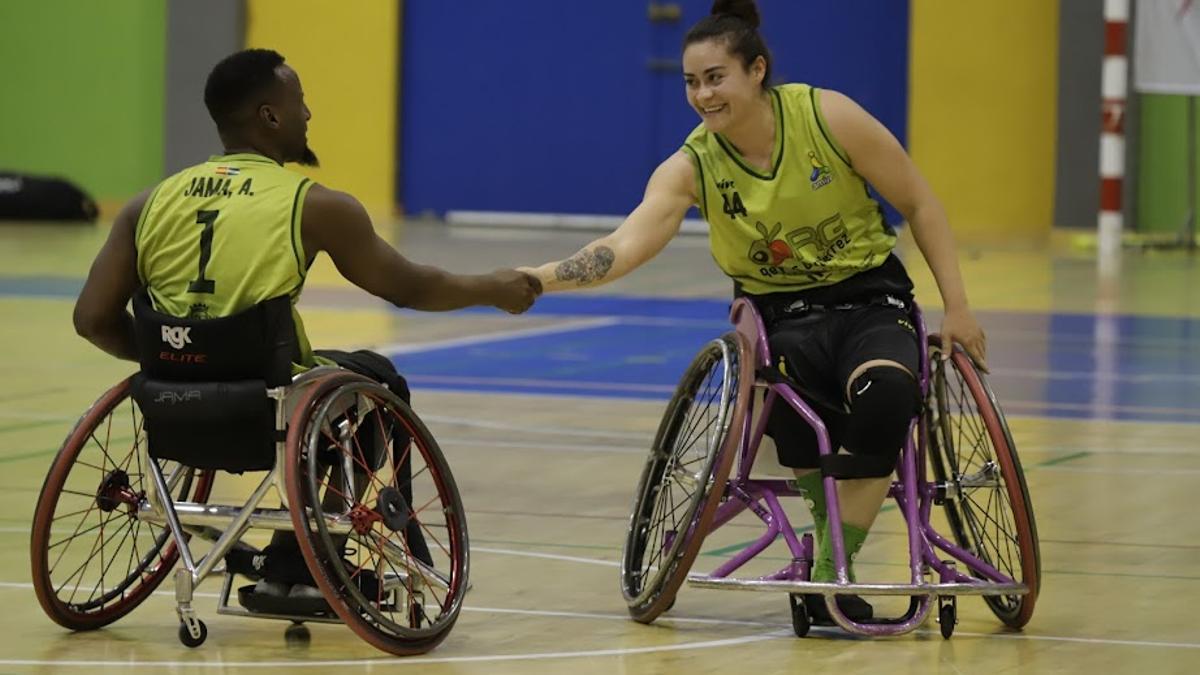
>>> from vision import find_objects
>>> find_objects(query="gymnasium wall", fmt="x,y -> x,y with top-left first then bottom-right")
1137,95 -> 1199,234
398,0 -> 911,220
164,0 -> 244,176
0,0 -> 1160,244
0,0 -> 166,203
244,0 -> 399,217
909,0 -> 1060,240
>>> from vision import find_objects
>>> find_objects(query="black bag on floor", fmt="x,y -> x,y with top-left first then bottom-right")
0,172 -> 98,222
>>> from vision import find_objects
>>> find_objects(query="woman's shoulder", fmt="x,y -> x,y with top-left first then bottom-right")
773,82 -> 815,103
681,116 -> 716,151
774,82 -> 811,94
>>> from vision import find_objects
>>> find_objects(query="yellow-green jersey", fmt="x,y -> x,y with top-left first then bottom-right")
682,83 -> 902,297
134,152 -> 322,368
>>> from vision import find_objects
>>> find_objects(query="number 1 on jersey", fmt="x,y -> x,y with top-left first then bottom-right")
187,209 -> 218,294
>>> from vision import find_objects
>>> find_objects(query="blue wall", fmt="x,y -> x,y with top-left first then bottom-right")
400,1 -> 910,217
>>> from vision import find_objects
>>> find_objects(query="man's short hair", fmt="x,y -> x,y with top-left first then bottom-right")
203,49 -> 286,131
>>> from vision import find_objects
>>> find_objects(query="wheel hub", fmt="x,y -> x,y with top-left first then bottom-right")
96,469 -> 139,512
376,487 -> 412,532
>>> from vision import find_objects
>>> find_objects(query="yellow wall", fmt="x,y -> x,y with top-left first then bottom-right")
909,1 -> 1058,241
245,0 -> 398,218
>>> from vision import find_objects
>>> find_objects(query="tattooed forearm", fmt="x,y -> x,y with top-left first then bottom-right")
554,246 -> 616,286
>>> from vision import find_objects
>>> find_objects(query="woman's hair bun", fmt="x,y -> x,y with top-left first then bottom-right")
710,0 -> 760,29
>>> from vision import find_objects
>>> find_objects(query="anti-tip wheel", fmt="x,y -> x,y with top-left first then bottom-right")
179,619 -> 208,648
788,594 -> 811,638
938,598 -> 956,640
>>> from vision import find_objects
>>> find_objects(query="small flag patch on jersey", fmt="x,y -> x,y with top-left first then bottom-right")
215,166 -> 240,176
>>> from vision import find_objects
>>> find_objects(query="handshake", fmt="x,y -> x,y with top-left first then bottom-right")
485,268 -> 543,314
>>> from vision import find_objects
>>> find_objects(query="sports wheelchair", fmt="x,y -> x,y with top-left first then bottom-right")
621,297 -> 1040,638
31,291 -> 468,655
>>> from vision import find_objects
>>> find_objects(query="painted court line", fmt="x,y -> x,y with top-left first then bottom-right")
441,437 -> 645,454
407,374 -> 677,394
0,632 -> 792,669
3,572 -> 1197,659
421,413 -> 649,440
473,546 -> 621,568
377,317 -> 619,355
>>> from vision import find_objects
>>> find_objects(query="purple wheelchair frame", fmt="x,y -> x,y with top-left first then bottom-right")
684,298 -> 1028,636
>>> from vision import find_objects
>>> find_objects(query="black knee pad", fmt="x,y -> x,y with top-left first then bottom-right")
841,366 -> 921,461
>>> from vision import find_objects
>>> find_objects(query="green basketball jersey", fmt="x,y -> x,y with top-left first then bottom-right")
134,152 -> 321,368
682,84 -> 896,295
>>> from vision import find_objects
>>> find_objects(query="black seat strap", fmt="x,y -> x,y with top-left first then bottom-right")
819,453 -> 897,479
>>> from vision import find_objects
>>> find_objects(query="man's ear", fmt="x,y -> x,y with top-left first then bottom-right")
259,104 -> 280,128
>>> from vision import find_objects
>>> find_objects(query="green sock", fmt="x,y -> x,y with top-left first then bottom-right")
812,522 -> 868,583
792,472 -> 827,532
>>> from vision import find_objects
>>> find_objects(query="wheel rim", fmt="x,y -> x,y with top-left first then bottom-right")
927,344 -> 1039,624
298,381 -> 466,649
31,380 -> 213,628
622,336 -> 740,610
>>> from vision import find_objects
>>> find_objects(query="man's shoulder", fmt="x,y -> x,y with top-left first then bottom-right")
299,183 -> 373,255
303,183 -> 365,216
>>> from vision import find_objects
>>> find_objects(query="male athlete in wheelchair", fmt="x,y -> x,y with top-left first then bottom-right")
30,49 -> 540,655
521,1 -> 1038,637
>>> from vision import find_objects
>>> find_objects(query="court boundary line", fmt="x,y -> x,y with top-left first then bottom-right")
0,571 -> 1196,663
376,316 -> 620,355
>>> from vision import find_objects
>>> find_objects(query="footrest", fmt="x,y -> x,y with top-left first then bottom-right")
687,575 -> 1028,596
236,584 -> 335,618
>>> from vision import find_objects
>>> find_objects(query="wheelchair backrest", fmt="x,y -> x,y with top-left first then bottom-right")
131,289 -> 298,386
129,289 -> 301,472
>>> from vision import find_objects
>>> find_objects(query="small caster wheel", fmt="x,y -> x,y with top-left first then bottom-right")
285,621 -> 311,645
179,619 -> 207,648
788,594 -> 810,638
938,597 -> 956,640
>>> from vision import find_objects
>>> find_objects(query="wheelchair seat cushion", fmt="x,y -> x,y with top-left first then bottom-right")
132,375 -> 275,472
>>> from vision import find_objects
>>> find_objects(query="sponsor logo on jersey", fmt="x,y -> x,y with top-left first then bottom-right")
808,151 -> 833,190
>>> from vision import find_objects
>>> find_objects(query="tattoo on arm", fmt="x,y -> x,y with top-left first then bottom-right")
555,246 -> 616,286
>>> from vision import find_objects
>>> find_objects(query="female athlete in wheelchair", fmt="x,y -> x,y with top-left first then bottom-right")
521,0 -> 1037,637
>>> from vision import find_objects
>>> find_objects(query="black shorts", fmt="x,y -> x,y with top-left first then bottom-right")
312,349 -> 412,469
314,348 -> 411,402
763,305 -> 919,469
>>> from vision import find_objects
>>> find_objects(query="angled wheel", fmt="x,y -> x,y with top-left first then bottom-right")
30,377 -> 214,630
788,594 -> 811,638
621,333 -> 753,623
927,337 -> 1040,628
285,373 -> 468,656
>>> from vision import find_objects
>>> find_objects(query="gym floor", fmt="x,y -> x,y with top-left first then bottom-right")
1,219 -> 1198,673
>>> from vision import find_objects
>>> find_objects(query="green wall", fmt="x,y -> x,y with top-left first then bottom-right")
1137,94 -> 1200,235
0,0 -> 166,203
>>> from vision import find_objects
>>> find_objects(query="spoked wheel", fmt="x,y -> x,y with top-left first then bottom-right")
286,373 -> 468,656
30,377 -> 214,630
926,337 -> 1041,628
621,333 -> 753,623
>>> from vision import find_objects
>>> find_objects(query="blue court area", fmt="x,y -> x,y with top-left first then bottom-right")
390,294 -> 1200,424
5,276 -> 1200,423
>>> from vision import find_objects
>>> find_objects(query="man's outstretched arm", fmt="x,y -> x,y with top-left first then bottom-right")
302,186 -> 540,313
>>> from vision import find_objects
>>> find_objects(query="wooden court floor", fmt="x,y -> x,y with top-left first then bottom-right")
0,220 -> 1198,673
